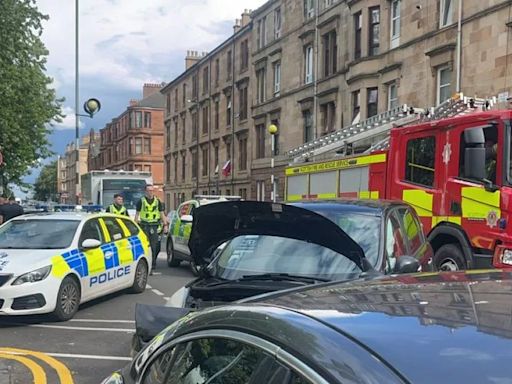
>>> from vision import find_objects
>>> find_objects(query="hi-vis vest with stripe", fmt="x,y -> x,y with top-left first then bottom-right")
109,204 -> 127,215
140,197 -> 160,223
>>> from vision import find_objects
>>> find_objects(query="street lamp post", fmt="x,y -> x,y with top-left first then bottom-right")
268,124 -> 278,203
75,0 -> 80,204
75,0 -> 101,204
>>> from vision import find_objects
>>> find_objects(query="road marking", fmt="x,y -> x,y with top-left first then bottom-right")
26,324 -> 135,333
152,289 -> 165,296
152,272 -> 162,275
164,297 -> 171,301
146,284 -> 153,289
0,347 -> 74,384
0,352 -> 47,384
44,352 -> 132,362
69,319 -> 135,324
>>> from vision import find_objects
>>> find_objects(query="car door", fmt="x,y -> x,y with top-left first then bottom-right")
94,217 -> 129,292
395,207 -> 433,271
139,336 -> 313,384
77,218 -> 108,300
117,217 -> 149,287
384,211 -> 408,273
172,202 -> 191,256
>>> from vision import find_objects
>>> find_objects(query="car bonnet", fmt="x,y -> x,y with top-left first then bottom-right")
188,201 -> 368,268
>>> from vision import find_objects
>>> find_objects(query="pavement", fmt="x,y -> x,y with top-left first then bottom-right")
0,252 -> 195,384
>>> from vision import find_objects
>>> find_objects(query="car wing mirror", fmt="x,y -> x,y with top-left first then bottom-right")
393,256 -> 421,274
81,239 -> 102,249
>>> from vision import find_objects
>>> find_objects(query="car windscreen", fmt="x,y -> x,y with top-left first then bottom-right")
212,235 -> 362,281
0,219 -> 80,249
306,209 -> 381,267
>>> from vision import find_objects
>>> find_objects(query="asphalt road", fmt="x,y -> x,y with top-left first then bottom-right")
0,252 -> 195,384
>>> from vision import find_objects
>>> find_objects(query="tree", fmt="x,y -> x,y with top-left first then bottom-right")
0,0 -> 63,188
33,160 -> 57,201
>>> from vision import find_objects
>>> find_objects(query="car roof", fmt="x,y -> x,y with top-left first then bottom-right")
257,270 -> 512,383
291,199 -> 408,215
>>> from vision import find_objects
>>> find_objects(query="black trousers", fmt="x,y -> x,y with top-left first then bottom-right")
141,223 -> 160,268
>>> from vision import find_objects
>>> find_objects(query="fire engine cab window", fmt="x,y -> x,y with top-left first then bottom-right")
507,120 -> 512,183
405,136 -> 436,187
459,125 -> 498,183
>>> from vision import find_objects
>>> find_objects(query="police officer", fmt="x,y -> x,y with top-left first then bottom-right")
134,185 -> 168,272
106,194 -> 129,216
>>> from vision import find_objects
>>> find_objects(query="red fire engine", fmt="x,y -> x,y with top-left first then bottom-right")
285,93 -> 512,271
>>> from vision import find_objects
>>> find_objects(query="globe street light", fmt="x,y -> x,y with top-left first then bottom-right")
268,124 -> 278,203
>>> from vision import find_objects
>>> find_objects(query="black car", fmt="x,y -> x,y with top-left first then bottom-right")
131,200 -> 431,353
166,200 -> 432,308
103,270 -> 512,384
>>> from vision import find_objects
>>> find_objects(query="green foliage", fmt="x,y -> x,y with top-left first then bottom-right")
0,0 -> 63,186
33,160 -> 57,201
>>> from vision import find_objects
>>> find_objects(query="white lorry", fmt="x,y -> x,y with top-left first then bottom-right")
81,170 -> 153,216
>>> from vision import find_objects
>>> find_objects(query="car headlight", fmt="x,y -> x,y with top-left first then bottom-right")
101,372 -> 124,384
12,266 -> 52,286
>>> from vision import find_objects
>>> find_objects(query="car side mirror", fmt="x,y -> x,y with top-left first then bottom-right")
180,215 -> 193,223
81,238 -> 102,249
393,256 -> 420,274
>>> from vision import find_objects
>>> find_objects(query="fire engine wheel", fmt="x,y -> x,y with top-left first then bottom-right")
167,241 -> 181,267
433,244 -> 466,272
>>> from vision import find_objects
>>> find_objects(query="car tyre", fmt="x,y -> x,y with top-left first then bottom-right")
167,240 -> 181,267
130,260 -> 149,293
433,244 -> 466,271
52,276 -> 81,321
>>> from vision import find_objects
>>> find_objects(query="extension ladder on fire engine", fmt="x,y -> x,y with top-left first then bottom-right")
287,93 -> 499,163
364,93 -> 499,153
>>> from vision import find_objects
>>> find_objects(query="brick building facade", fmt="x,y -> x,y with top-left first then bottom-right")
89,84 -> 166,199
161,11 -> 253,209
163,0 -> 512,205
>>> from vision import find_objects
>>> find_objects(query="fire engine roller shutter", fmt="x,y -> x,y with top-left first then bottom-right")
287,174 -> 308,201
310,171 -> 337,199
339,167 -> 369,198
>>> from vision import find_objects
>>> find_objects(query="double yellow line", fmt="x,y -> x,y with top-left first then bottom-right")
0,347 -> 74,384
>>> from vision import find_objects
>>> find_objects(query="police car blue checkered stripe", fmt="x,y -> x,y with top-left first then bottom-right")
101,243 -> 120,270
128,236 -> 145,261
61,235 -> 145,278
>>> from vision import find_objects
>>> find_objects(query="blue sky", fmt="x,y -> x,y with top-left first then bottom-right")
21,0 -> 264,193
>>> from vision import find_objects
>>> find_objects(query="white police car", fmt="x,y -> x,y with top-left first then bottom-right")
0,212 -> 151,321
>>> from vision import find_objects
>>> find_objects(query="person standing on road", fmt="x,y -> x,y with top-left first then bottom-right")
134,185 -> 168,273
106,194 -> 129,216
0,196 -> 24,225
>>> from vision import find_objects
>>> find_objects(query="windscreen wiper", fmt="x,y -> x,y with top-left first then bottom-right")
239,273 -> 330,283
203,273 -> 328,288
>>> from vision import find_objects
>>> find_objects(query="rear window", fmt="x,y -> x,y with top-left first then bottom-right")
102,217 -> 125,241
0,219 -> 80,249
121,218 -> 140,237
